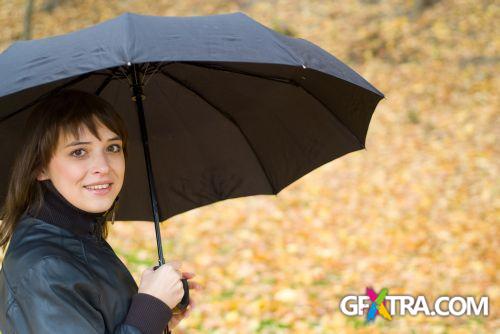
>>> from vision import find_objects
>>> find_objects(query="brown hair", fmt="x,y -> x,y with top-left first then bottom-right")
0,89 -> 128,251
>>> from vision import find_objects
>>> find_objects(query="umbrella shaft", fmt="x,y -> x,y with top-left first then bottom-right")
129,64 -> 165,266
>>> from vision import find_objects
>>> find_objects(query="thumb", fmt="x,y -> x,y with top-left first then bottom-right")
167,260 -> 182,271
142,267 -> 154,276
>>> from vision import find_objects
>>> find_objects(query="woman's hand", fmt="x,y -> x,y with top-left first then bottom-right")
138,261 -> 184,309
167,271 -> 203,331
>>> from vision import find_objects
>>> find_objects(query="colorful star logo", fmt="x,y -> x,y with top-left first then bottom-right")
366,287 -> 392,322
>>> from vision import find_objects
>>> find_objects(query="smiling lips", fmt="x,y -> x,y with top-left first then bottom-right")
85,183 -> 111,190
84,183 -> 113,195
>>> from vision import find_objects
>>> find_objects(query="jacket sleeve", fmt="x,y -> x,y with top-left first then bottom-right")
7,256 -> 172,334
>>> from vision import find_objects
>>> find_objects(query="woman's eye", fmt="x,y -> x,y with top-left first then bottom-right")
71,149 -> 86,158
108,144 -> 122,153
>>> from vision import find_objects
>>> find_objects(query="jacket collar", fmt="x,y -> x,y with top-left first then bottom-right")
28,179 -> 108,237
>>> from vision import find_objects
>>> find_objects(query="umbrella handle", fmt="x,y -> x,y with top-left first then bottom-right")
174,278 -> 190,311
153,265 -> 190,312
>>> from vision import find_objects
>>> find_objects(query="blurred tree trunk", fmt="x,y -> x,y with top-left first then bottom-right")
410,0 -> 440,19
22,0 -> 35,40
42,0 -> 63,12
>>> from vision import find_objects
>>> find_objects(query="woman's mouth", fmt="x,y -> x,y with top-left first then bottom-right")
84,183 -> 113,195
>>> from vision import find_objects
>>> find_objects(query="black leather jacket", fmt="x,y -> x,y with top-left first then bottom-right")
0,212 -> 172,334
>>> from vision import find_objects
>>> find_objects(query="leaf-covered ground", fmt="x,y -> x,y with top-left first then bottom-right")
1,1 -> 498,333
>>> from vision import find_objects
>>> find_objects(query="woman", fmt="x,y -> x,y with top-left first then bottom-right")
0,89 -> 200,333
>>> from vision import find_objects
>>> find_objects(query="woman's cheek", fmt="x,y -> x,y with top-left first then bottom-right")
111,155 -> 126,183
54,157 -> 85,181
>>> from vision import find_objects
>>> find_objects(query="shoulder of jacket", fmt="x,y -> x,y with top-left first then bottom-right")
1,255 -> 99,325
22,255 -> 93,283
5,255 -> 95,295
2,217 -> 88,289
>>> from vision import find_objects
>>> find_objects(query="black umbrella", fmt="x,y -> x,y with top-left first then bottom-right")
0,11 -> 384,313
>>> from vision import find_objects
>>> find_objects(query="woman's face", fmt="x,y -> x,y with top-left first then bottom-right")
37,120 -> 125,213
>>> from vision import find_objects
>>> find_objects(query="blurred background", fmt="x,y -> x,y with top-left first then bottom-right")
0,0 -> 498,333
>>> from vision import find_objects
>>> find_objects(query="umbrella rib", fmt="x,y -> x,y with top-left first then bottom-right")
141,62 -> 150,84
185,62 -> 293,85
160,69 -> 277,194
298,84 -> 365,148
0,72 -> 93,124
180,62 -> 365,148
143,62 -> 168,87
95,74 -> 114,96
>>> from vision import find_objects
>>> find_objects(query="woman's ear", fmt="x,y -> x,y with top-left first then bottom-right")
36,169 -> 49,181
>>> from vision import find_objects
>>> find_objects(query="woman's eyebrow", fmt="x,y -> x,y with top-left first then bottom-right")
64,136 -> 121,148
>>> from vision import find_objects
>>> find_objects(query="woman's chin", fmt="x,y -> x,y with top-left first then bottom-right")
79,195 -> 116,213
80,187 -> 118,212
85,203 -> 113,213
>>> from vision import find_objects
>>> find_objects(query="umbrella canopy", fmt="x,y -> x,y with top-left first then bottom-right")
0,12 -> 384,223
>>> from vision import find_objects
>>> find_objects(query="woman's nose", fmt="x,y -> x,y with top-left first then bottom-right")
92,152 -> 111,174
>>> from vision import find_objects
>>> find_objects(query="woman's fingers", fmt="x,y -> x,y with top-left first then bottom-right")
190,296 -> 196,309
184,281 -> 199,317
187,280 -> 203,291
181,271 -> 195,279
181,272 -> 204,290
186,296 -> 196,316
